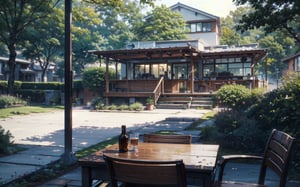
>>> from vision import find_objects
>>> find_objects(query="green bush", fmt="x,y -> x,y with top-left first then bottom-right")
214,109 -> 268,153
16,90 -> 45,103
90,97 -> 105,110
20,82 -> 63,90
0,95 -> 27,108
107,104 -> 117,110
215,84 -> 250,110
82,67 -> 115,94
129,102 -> 143,111
118,104 -> 129,110
73,80 -> 83,90
0,125 -> 14,154
212,73 -> 300,176
0,81 -> 22,93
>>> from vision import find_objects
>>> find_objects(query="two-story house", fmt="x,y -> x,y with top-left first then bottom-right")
170,2 -> 220,46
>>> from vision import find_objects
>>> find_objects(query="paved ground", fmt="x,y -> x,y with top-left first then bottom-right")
0,108 -> 207,186
0,108 -> 299,187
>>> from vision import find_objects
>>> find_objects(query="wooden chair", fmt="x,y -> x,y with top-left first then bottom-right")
214,129 -> 295,187
103,154 -> 187,187
143,134 -> 192,144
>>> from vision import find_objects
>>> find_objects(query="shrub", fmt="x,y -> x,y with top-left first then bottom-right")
20,82 -> 63,90
0,125 -> 14,154
214,109 -> 266,153
107,104 -> 117,110
0,95 -> 27,108
0,81 -> 22,93
118,104 -> 129,110
129,102 -> 143,111
82,67 -> 115,94
215,84 -> 250,110
90,97 -> 105,110
16,90 -> 45,103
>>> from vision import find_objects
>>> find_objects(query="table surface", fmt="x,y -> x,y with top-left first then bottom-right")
79,142 -> 219,173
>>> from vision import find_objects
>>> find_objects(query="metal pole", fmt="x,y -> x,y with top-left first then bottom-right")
62,0 -> 76,163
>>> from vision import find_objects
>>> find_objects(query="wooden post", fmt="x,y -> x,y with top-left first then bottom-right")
190,55 -> 194,94
105,57 -> 109,105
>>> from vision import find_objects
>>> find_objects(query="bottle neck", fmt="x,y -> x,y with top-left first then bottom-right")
121,126 -> 126,134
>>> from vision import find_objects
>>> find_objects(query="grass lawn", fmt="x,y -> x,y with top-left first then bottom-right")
0,105 -> 64,118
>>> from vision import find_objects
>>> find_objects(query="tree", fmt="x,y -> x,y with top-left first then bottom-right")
0,0 -> 59,95
94,0 -> 145,50
82,67 -> 115,94
233,0 -> 300,44
220,6 -> 296,79
21,7 -> 64,82
71,0 -> 106,74
135,5 -> 187,41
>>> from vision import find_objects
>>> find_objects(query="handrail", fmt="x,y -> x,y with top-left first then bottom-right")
152,77 -> 164,105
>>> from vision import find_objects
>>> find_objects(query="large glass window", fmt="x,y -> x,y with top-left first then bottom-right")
228,63 -> 243,76
243,63 -> 251,76
215,64 -> 227,73
134,64 -> 151,79
203,64 -> 214,77
173,64 -> 190,79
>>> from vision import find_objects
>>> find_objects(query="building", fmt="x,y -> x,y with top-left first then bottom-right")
282,52 -> 300,76
169,2 -> 220,46
0,57 -> 35,81
87,3 -> 268,107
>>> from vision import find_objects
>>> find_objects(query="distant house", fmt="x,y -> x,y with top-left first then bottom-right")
282,52 -> 300,76
169,2 -> 220,46
0,57 -> 35,81
0,56 -> 58,82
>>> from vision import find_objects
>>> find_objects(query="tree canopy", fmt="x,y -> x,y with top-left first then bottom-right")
0,0 -> 60,94
221,6 -> 296,79
135,5 -> 187,41
233,0 -> 300,44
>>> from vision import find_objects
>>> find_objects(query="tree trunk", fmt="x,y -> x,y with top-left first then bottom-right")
7,39 -> 17,95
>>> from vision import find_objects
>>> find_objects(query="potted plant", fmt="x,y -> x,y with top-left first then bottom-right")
146,97 -> 155,110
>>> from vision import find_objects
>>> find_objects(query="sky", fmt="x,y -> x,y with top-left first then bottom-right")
155,0 -> 237,18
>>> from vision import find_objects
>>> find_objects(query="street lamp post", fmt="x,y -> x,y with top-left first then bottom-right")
62,0 -> 76,163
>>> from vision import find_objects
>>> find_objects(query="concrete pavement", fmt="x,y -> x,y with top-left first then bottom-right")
1,108 -> 299,187
0,108 -> 208,186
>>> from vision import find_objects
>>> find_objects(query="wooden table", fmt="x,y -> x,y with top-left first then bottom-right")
78,142 -> 219,187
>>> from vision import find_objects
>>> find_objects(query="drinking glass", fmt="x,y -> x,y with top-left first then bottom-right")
130,133 -> 139,151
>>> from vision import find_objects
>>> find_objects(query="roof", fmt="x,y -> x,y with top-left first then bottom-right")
169,2 -> 220,20
0,57 -> 31,64
145,2 -> 219,21
89,45 -> 267,63
89,46 -> 199,62
282,52 -> 300,62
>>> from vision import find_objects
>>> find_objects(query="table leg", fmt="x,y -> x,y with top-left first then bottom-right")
81,166 -> 92,187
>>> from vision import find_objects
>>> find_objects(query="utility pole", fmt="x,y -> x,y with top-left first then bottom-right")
62,0 -> 76,163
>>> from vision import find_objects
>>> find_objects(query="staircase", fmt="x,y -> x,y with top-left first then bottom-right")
156,94 -> 214,109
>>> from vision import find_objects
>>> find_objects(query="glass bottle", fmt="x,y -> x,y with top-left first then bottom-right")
118,125 -> 129,152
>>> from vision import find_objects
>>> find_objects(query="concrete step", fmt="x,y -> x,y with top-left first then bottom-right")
157,95 -> 214,109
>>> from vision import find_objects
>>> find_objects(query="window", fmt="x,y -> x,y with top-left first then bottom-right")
295,56 -> 300,72
187,22 -> 213,33
202,22 -> 212,32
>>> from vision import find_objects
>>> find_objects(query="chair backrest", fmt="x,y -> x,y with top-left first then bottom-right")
103,154 -> 187,187
259,129 -> 295,187
143,134 -> 192,144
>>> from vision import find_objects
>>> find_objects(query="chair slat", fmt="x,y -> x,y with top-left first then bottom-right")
214,129 -> 295,187
104,154 -> 187,187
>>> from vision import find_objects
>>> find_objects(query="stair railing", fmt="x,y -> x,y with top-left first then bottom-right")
152,77 -> 164,105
